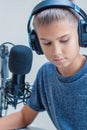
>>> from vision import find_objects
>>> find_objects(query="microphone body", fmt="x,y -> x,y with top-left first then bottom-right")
4,45 -> 33,109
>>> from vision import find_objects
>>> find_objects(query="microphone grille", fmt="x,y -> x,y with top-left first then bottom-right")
9,45 -> 33,74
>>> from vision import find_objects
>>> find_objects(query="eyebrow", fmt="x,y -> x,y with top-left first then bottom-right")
40,38 -> 49,42
40,34 -> 70,41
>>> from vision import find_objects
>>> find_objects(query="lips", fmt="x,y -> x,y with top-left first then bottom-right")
54,58 -> 64,61
53,58 -> 65,63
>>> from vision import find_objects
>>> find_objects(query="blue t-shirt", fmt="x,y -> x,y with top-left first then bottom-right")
27,59 -> 87,130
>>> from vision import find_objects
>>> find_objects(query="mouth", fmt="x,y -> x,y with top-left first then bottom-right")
53,58 -> 65,63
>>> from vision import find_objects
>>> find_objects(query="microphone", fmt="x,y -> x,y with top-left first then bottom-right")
5,45 -> 33,109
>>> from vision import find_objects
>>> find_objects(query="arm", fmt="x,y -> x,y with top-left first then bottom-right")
0,105 -> 38,130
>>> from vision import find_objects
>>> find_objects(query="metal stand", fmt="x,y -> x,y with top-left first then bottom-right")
0,44 -> 9,117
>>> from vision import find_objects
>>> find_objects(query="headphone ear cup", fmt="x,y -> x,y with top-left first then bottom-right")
29,29 -> 43,55
78,20 -> 87,47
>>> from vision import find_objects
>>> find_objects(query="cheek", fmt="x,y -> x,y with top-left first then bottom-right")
41,47 -> 51,59
65,35 -> 79,56
42,49 -> 50,58
66,43 -> 80,59
40,44 -> 51,55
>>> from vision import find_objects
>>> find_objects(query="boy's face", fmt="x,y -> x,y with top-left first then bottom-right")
36,21 -> 81,73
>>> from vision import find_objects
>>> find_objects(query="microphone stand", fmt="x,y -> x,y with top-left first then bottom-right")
0,44 -> 9,117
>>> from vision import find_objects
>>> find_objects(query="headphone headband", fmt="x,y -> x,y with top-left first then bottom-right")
31,0 -> 87,23
31,0 -> 74,15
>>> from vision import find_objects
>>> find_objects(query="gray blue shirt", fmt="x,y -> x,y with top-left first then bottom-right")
27,59 -> 87,130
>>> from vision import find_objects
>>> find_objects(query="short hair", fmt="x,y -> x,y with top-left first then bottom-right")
33,8 -> 80,30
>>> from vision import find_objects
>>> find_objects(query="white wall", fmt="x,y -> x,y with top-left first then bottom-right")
75,0 -> 87,12
0,0 -> 87,130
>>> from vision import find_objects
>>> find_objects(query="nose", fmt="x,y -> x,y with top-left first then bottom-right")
52,42 -> 62,56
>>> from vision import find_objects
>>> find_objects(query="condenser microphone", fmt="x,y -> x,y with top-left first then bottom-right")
5,45 -> 33,108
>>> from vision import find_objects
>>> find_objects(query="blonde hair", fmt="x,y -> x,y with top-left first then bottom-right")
33,8 -> 80,30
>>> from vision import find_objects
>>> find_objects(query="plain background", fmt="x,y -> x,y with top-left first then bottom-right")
0,0 -> 87,130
